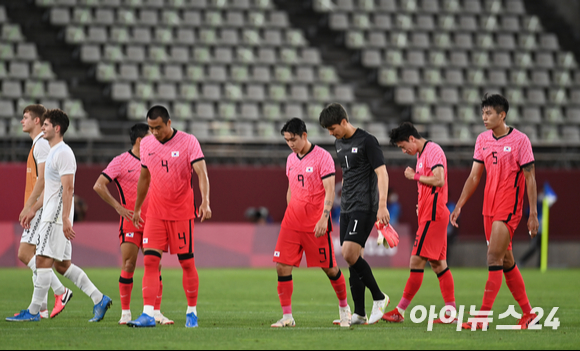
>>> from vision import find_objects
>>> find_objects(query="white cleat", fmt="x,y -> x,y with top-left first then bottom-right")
154,312 -> 174,325
350,313 -> 369,325
118,313 -> 132,325
39,310 -> 49,319
339,306 -> 352,327
271,316 -> 296,328
369,293 -> 390,324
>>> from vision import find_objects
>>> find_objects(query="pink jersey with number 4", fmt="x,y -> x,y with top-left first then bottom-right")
282,145 -> 336,232
473,128 -> 534,218
140,130 -> 204,221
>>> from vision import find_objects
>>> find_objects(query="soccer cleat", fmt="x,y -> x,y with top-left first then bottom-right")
339,306 -> 352,327
50,288 -> 73,319
186,312 -> 198,328
382,308 -> 405,323
517,313 -> 538,330
270,316 -> 295,328
127,313 -> 156,328
40,310 -> 49,319
350,313 -> 368,325
155,312 -> 174,325
118,313 -> 132,325
6,310 -> 40,322
369,293 -> 390,324
433,316 -> 458,324
89,295 -> 112,322
462,321 -> 484,330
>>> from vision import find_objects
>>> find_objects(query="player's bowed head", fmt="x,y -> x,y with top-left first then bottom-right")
281,118 -> 310,155
146,105 -> 173,143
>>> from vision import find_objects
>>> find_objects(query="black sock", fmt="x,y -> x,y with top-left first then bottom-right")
352,256 -> 384,301
349,266 -> 366,317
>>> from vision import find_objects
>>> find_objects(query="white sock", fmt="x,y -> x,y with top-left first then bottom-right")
186,306 -> 197,316
143,305 -> 155,317
397,306 -> 406,316
154,309 -> 160,315
27,256 -> 37,287
29,268 -> 51,315
122,309 -> 131,315
50,270 -> 66,296
63,264 -> 103,305
283,313 -> 293,320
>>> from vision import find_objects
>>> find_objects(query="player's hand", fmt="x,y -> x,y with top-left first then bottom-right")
314,217 -> 328,238
404,167 -> 416,180
199,202 -> 212,222
20,208 -> 37,229
132,209 -> 144,229
450,207 -> 461,228
528,213 -> 539,239
63,218 -> 76,240
19,206 -> 29,223
115,205 -> 134,223
377,206 -> 390,226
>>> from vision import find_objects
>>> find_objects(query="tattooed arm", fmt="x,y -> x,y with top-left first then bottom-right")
314,175 -> 336,238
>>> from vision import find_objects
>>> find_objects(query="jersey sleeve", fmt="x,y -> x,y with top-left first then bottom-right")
518,133 -> 535,168
189,134 -> 205,164
102,156 -> 121,181
428,146 -> 446,170
33,139 -> 50,164
364,134 -> 385,170
473,134 -> 484,163
319,150 -> 336,180
56,148 -> 76,177
140,138 -> 149,168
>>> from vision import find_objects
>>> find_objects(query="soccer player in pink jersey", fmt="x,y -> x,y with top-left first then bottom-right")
271,118 -> 350,328
382,122 -> 457,324
128,106 -> 212,328
93,123 -> 172,325
450,94 -> 539,330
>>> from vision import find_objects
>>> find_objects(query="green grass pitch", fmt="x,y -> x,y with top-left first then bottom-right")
0,267 -> 578,350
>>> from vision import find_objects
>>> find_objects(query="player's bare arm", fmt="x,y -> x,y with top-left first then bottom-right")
405,166 -> 445,188
193,160 -> 212,222
61,174 -> 76,241
20,162 -> 45,222
21,189 -> 44,229
314,176 -> 335,238
450,161 -> 485,227
375,165 -> 390,225
523,163 -> 539,238
133,166 -> 151,228
93,174 -> 133,223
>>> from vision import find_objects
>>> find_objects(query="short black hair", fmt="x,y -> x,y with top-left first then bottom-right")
43,109 -> 69,136
481,93 -> 509,119
146,105 -> 170,124
319,103 -> 349,129
280,118 -> 307,137
130,123 -> 150,145
389,122 -> 422,146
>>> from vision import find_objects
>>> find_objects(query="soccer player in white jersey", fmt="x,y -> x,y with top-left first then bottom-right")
7,109 -> 112,323
16,104 -> 71,319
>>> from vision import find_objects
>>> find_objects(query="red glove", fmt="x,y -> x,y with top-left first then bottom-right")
375,222 -> 400,249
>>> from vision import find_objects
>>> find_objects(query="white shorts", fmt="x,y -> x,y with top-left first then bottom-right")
36,221 -> 72,262
21,208 -> 43,245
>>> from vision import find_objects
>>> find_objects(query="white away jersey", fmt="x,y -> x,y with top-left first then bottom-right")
41,141 -> 76,224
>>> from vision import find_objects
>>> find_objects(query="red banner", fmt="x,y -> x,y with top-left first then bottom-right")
3,222 -> 412,269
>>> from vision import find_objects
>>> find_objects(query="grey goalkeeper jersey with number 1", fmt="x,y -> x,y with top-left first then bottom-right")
335,129 -> 385,214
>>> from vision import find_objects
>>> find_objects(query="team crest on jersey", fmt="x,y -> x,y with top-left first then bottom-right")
143,238 -> 149,244
274,251 -> 280,257
419,163 -> 423,168
306,167 -> 313,173
172,151 -> 180,157
126,232 -> 134,238
504,146 -> 512,152
352,148 -> 358,153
